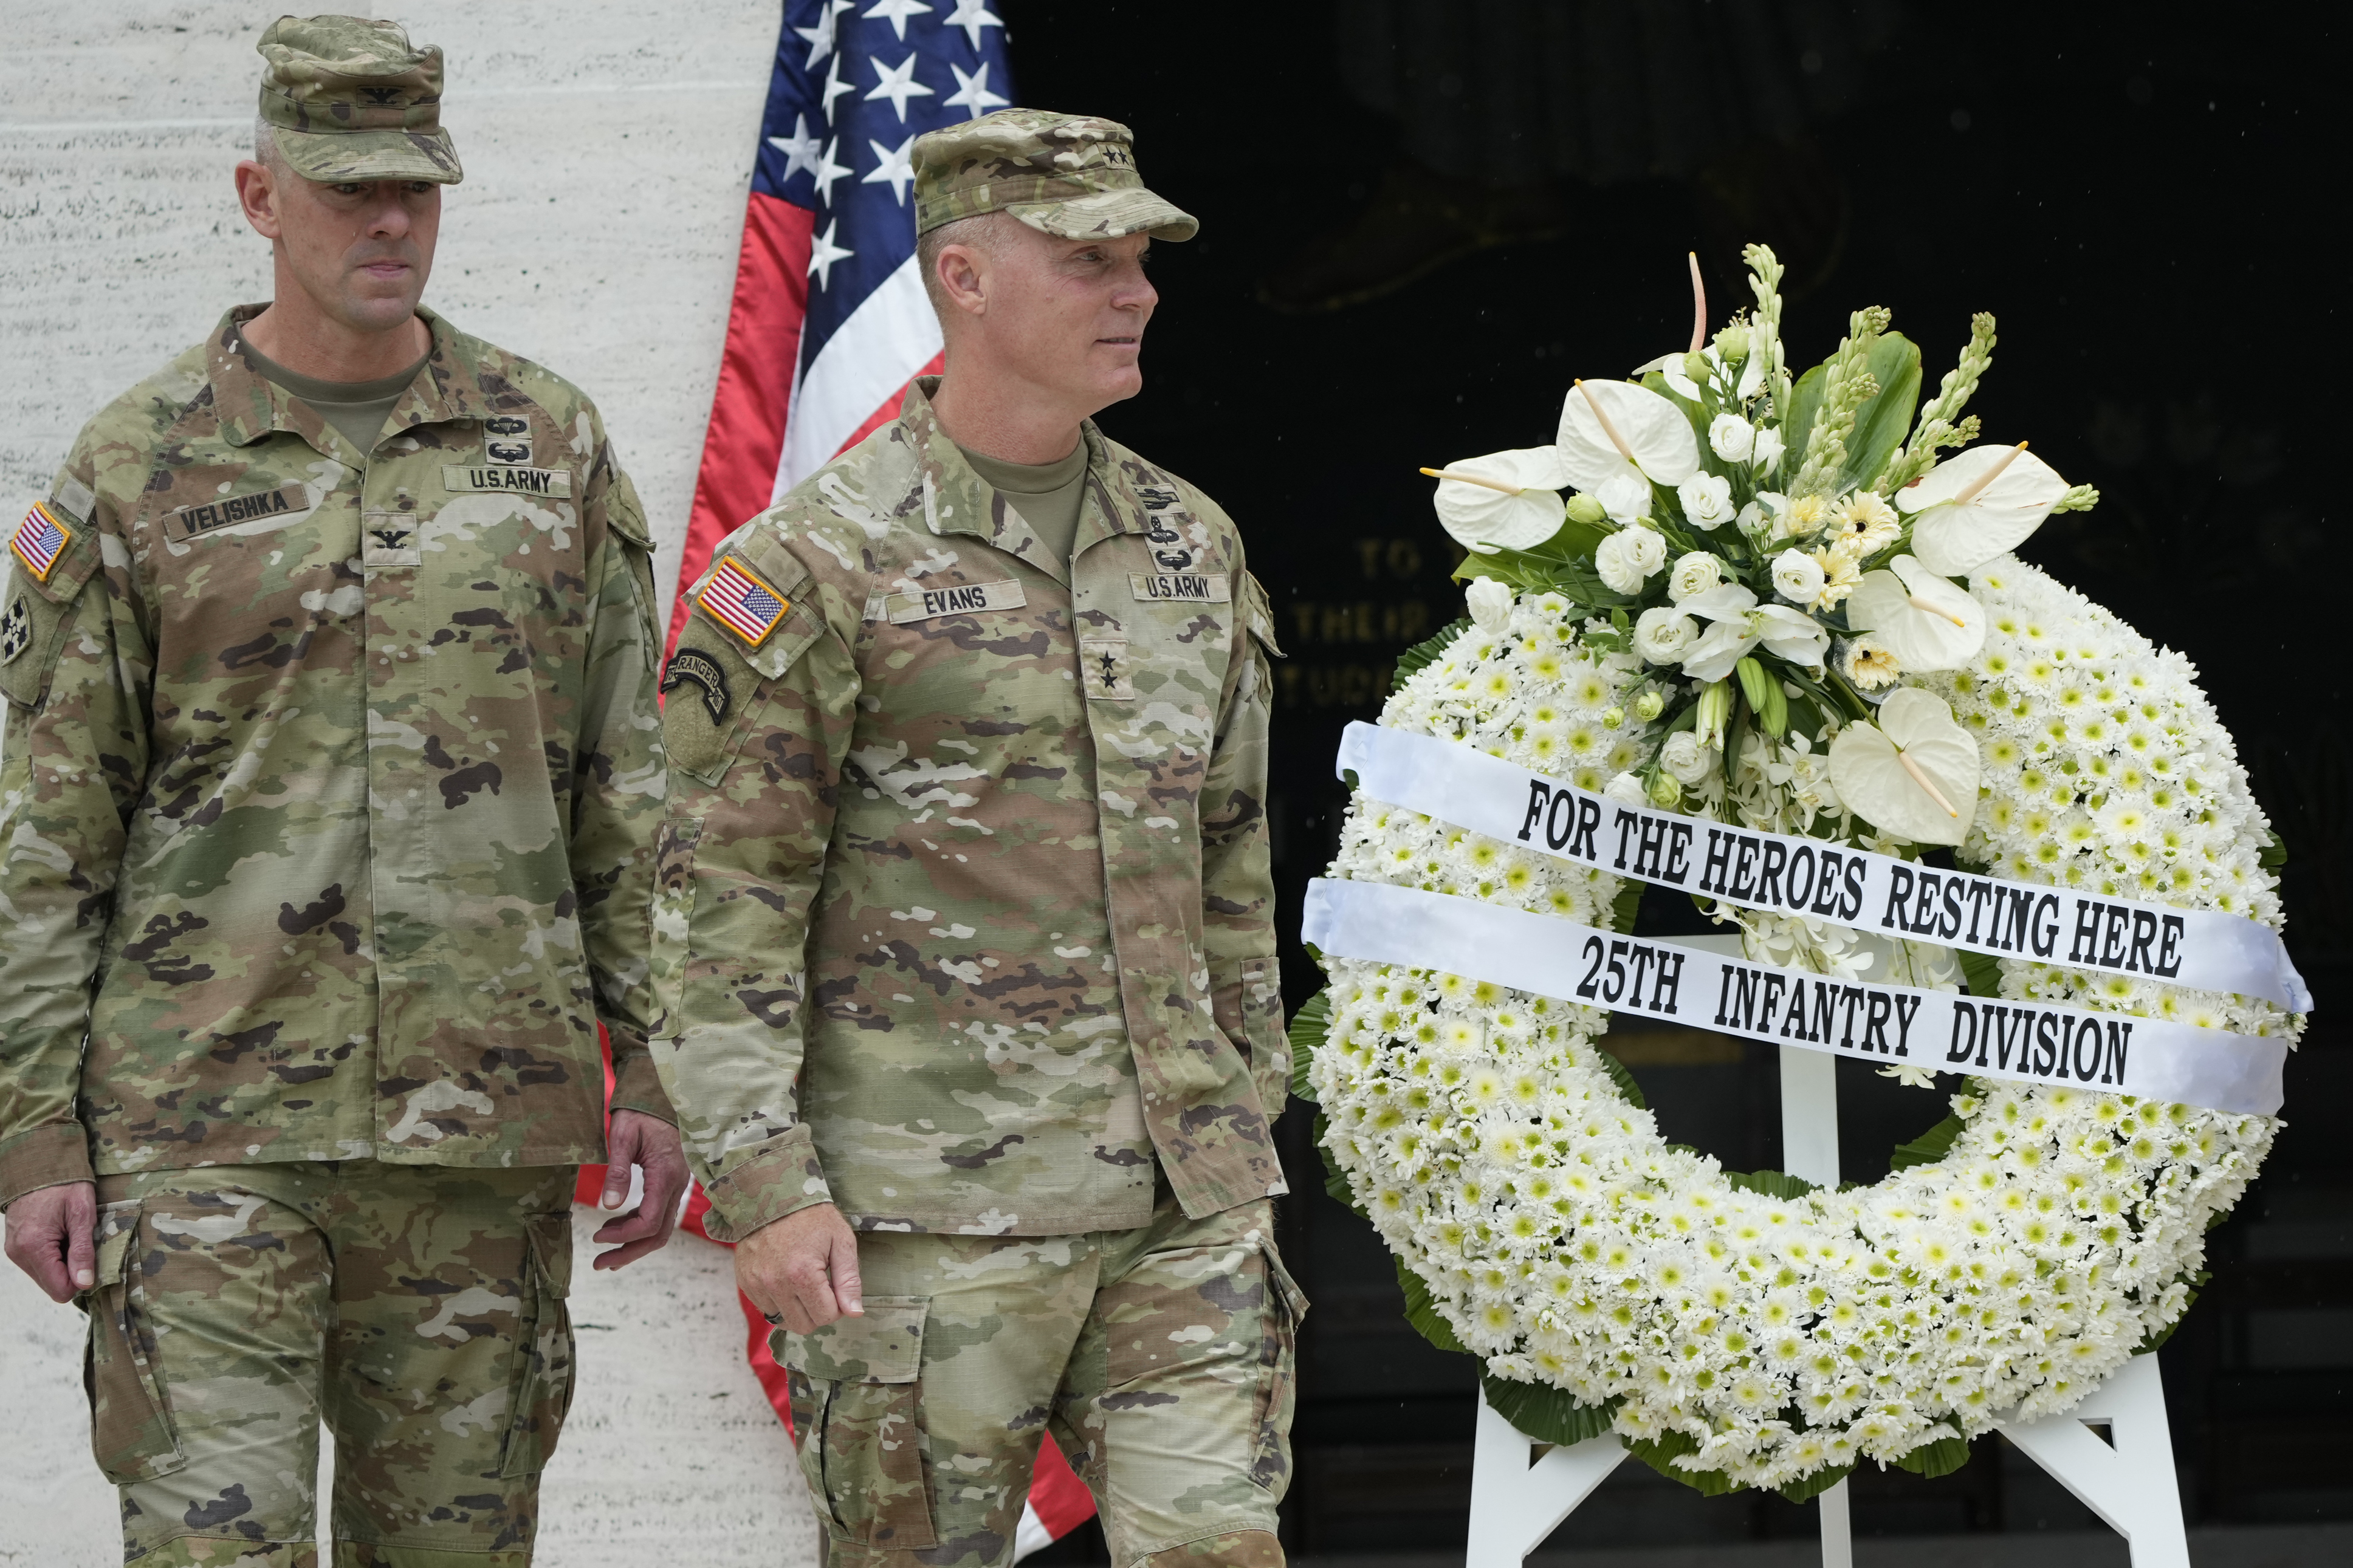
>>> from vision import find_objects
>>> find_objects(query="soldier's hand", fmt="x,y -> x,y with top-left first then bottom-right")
3,1180 -> 98,1304
737,1203 -> 862,1335
590,1109 -> 691,1272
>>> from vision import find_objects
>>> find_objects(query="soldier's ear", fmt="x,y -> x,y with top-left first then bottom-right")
235,160 -> 285,242
934,244 -> 991,318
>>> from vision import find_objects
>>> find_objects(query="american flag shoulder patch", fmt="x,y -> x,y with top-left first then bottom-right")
697,556 -> 791,647
10,501 -> 73,584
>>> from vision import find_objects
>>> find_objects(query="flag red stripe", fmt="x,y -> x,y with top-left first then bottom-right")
670,191 -> 815,652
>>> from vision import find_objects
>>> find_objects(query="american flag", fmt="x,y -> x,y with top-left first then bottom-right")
696,558 -> 789,646
667,0 -> 1017,648
10,502 -> 70,582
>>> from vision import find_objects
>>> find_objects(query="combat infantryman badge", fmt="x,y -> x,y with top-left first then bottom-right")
697,557 -> 790,647
10,501 -> 72,583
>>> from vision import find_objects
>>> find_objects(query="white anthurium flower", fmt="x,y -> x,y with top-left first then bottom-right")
1844,553 -> 1987,671
1827,686 -> 1980,846
1556,378 -> 1702,494
1428,447 -> 1573,552
1677,583 -> 1830,683
1897,442 -> 2070,575
1635,345 -> 1766,405
1464,576 -> 1515,632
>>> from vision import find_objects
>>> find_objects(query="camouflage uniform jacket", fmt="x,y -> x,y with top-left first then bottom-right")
651,379 -> 1287,1241
0,306 -> 669,1208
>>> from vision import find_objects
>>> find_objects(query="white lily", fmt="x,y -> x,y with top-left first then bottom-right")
1426,447 -> 1572,552
1556,378 -> 1701,495
1676,582 -> 1830,683
1897,441 -> 2070,575
1844,553 -> 1986,671
1826,687 -> 1980,846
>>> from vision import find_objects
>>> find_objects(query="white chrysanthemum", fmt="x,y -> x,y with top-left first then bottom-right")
1310,556 -> 2293,1490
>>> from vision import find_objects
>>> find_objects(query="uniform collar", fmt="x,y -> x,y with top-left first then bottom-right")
899,376 -> 1135,587
208,303 -> 492,460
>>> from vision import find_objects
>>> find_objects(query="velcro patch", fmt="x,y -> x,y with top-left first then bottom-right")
362,512 -> 422,569
10,501 -> 72,581
660,648 -> 732,724
697,557 -> 790,647
0,594 -> 30,665
161,485 -> 309,543
1129,570 -> 1230,604
443,465 -> 573,499
884,578 -> 1028,624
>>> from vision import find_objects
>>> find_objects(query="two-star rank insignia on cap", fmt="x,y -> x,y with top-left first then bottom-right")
10,501 -> 72,583
697,557 -> 789,646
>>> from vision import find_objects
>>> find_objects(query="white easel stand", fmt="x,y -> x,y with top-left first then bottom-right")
1465,936 -> 2191,1567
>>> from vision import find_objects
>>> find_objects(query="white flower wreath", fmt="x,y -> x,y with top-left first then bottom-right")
1302,251 -> 2302,1499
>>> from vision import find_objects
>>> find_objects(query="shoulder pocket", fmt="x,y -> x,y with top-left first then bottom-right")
0,559 -> 88,712
664,538 -> 830,783
1240,571 -> 1285,659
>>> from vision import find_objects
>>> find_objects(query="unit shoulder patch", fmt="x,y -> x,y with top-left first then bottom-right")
883,578 -> 1028,624
0,594 -> 29,665
442,464 -> 573,499
1128,570 -> 1230,604
697,556 -> 791,647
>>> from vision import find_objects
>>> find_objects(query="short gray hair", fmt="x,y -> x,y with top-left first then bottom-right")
253,116 -> 288,171
917,212 -> 1011,314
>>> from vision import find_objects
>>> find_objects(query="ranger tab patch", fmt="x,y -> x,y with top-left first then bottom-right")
884,578 -> 1028,623
661,648 -> 732,723
442,465 -> 574,499
10,501 -> 72,582
1129,570 -> 1230,603
698,557 -> 790,647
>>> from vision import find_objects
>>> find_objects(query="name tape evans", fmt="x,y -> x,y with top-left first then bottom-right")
1303,878 -> 2285,1116
1337,722 -> 2309,1013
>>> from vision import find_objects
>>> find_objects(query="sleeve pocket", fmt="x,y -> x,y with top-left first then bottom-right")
778,1296 -> 937,1549
84,1199 -> 187,1485
0,563 -> 85,711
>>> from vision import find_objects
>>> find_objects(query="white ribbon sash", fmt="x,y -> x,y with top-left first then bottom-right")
1338,722 -> 2310,1013
1304,878 -> 2286,1116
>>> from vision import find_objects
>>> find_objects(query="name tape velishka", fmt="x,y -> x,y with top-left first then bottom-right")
1337,722 -> 2310,1013
1304,878 -> 2286,1116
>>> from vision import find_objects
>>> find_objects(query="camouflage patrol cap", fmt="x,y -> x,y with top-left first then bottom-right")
256,15 -> 463,185
913,108 -> 1196,243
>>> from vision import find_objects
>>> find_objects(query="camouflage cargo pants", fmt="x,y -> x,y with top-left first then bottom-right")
83,1161 -> 578,1567
779,1191 -> 1306,1568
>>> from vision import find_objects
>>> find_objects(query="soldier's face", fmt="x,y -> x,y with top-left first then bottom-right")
237,163 -> 441,337
983,227 -> 1159,413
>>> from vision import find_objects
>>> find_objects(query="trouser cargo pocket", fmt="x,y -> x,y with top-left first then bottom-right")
83,1198 -> 187,1485
500,1209 -> 578,1477
780,1295 -> 937,1550
1251,1241 -> 1307,1496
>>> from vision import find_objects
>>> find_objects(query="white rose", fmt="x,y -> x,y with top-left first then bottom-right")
1660,730 -> 1712,784
1677,472 -> 1734,529
1666,551 -> 1722,603
1708,413 -> 1755,463
1596,472 -> 1652,524
1604,771 -> 1647,807
1771,547 -> 1826,604
1633,606 -> 1700,664
1595,526 -> 1666,594
1464,576 -> 1514,632
1751,426 -> 1785,471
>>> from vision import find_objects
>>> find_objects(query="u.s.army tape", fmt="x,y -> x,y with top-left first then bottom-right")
1303,878 -> 2286,1115
1336,722 -> 2310,1013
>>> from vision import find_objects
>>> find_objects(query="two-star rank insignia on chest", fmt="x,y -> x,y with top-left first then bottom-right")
9,502 -> 72,583
697,557 -> 790,647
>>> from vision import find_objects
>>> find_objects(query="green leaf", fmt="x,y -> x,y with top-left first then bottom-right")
1390,617 -> 1471,691
2259,827 -> 2288,871
1398,1259 -> 1471,1355
1480,1372 -> 1622,1445
1726,1169 -> 1819,1200
1288,988 -> 1330,1107
1311,1109 -> 1365,1217
1590,1041 -> 1649,1111
1891,1114 -> 1965,1171
1784,357 -> 1829,489
1627,1430 -> 1743,1496
1894,1435 -> 1973,1478
1449,518 -> 1627,606
1778,1462 -> 1855,1504
1959,946 -> 2005,999
1838,332 -> 1923,494
1610,876 -> 1644,936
